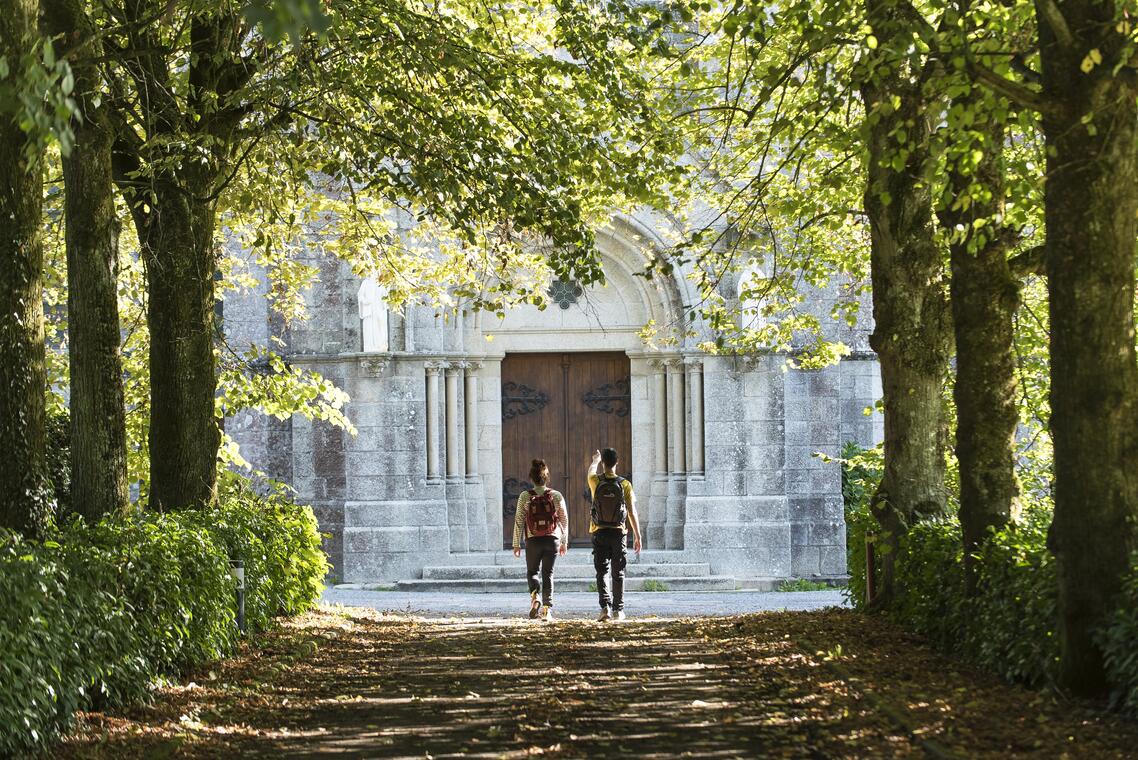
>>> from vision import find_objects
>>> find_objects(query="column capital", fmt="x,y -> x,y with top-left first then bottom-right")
360,356 -> 391,377
425,361 -> 445,376
664,357 -> 685,372
462,361 -> 483,373
683,356 -> 704,372
648,357 -> 668,370
444,363 -> 463,376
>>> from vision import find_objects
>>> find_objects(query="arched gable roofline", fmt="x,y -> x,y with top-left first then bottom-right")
601,213 -> 690,343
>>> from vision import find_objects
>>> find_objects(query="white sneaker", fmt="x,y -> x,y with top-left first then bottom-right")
614,610 -> 626,621
541,606 -> 554,622
598,607 -> 611,622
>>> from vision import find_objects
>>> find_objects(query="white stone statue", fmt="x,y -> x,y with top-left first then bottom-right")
736,259 -> 766,329
358,276 -> 389,352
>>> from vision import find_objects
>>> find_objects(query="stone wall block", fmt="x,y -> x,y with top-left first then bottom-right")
343,526 -> 419,554
345,500 -> 447,528
746,469 -> 785,496
811,520 -> 845,547
819,544 -> 847,575
792,547 -> 821,577
788,496 -> 827,521
808,468 -> 841,494
807,397 -> 840,422
790,521 -> 810,548
748,445 -> 785,472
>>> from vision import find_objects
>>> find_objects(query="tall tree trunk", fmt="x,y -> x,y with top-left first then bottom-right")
1035,0 -> 1138,695
860,0 -> 953,608
938,107 -> 1019,592
44,0 -> 130,520
136,176 -> 222,511
0,0 -> 52,536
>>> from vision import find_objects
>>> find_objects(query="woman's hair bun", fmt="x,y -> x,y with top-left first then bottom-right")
532,458 -> 545,468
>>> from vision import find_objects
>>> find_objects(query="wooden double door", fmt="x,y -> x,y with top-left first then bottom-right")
501,352 -> 632,547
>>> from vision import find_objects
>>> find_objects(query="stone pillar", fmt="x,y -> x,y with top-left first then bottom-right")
425,363 -> 441,480
687,359 -> 705,474
652,361 -> 668,474
464,364 -> 479,477
646,359 -> 669,549
665,358 -> 686,549
445,365 -> 462,479
444,364 -> 468,552
667,359 -> 686,474
463,362 -> 486,551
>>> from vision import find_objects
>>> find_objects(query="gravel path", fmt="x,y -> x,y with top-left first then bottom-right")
321,588 -> 848,618
57,607 -> 1138,758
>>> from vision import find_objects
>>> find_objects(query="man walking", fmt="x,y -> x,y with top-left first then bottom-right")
587,448 -> 642,621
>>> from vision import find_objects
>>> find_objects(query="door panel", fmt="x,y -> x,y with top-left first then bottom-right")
502,352 -> 631,547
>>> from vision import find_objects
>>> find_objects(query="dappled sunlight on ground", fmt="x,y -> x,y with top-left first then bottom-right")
56,607 -> 1138,758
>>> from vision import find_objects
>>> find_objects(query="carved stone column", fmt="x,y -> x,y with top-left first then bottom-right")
444,363 -> 468,552
464,363 -> 480,477
425,362 -> 442,480
666,359 -> 686,474
445,365 -> 462,479
687,358 -> 705,474
647,359 -> 670,549
651,359 -> 668,474
665,358 -> 686,549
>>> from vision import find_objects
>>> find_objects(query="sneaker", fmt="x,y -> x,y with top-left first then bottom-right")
529,593 -> 541,619
614,610 -> 626,622
541,606 -> 554,622
598,607 -> 611,622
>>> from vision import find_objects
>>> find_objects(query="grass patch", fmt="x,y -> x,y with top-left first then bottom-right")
777,579 -> 833,592
641,579 -> 669,592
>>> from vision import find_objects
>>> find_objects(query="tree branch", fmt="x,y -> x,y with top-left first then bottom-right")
1008,245 -> 1045,278
968,60 -> 1055,116
1038,0 -> 1075,51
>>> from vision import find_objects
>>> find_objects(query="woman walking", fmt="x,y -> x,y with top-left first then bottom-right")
512,459 -> 568,620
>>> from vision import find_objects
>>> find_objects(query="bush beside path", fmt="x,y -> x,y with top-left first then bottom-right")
55,606 -> 1138,758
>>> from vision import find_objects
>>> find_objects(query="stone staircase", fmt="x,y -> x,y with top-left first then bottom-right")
394,548 -> 737,592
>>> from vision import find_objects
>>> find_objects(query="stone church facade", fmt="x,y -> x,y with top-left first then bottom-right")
225,210 -> 882,587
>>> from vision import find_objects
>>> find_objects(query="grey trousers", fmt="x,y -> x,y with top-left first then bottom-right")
592,528 -> 627,611
525,536 -> 559,605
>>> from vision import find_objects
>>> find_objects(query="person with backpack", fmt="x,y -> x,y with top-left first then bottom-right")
512,458 -> 568,621
587,447 -> 642,622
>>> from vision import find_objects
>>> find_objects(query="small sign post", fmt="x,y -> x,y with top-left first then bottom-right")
230,559 -> 246,634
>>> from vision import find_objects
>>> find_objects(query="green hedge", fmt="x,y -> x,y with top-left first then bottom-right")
0,486 -> 327,755
841,444 -> 1138,709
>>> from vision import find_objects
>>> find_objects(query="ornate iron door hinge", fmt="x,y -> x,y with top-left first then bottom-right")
503,478 -> 533,516
501,382 -> 550,420
582,378 -> 631,417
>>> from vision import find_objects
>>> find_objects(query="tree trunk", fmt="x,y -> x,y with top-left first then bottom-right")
937,109 -> 1019,592
860,0 -> 953,607
44,0 -> 130,520
136,177 -> 222,511
1036,0 -> 1138,695
0,0 -> 52,536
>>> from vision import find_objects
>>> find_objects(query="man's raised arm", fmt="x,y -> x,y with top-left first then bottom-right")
587,449 -> 601,482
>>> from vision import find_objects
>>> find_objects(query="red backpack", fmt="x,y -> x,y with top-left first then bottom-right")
525,489 -> 559,537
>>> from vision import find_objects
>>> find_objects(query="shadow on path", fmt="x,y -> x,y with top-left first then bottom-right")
56,607 -> 1138,759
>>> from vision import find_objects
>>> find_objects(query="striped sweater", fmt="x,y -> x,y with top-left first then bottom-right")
512,487 -> 569,549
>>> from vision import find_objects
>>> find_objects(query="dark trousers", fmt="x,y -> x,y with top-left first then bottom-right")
525,536 -> 559,605
592,528 -> 627,611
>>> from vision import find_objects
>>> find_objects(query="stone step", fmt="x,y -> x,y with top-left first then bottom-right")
395,576 -> 738,593
445,549 -> 689,566
422,562 -> 711,580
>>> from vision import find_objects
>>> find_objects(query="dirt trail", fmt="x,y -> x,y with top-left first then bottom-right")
57,607 -> 1138,758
